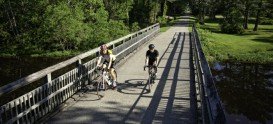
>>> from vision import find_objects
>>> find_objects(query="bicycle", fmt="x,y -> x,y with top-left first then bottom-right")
144,65 -> 157,92
94,66 -> 117,99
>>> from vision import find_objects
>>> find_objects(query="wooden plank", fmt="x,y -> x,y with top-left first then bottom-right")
22,96 -> 30,124
66,75 -> 74,97
27,94 -> 33,123
9,103 -> 13,123
0,107 -> 2,124
48,82 -> 52,113
31,92 -> 37,122
44,86 -> 49,115
64,74 -> 68,100
55,80 -> 61,106
19,97 -> 24,123
39,87 -> 45,117
34,89 -> 40,119
62,75 -> 66,102
61,76 -> 65,102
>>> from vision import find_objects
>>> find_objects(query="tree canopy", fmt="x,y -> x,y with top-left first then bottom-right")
189,0 -> 273,33
0,0 -> 182,56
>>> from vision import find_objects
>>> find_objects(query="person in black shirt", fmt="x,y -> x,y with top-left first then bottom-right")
145,44 -> 159,74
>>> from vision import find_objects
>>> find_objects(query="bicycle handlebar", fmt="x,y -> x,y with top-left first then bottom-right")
144,65 -> 157,71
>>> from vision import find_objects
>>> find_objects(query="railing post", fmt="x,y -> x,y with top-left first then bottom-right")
46,73 -> 52,94
77,59 -> 83,90
0,107 -> 2,124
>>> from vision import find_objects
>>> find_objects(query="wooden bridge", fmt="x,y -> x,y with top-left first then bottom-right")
0,16 -> 225,124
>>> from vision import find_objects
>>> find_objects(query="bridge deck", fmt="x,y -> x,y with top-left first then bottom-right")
44,17 -> 197,124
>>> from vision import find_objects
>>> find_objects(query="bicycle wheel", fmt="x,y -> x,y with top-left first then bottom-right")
147,76 -> 151,92
152,73 -> 156,84
96,81 -> 105,99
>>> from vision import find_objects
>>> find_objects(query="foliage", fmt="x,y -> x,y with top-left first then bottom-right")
220,6 -> 244,34
0,0 -> 192,56
0,0 -> 135,56
189,0 -> 273,30
198,18 -> 273,64
130,22 -> 140,32
260,17 -> 273,25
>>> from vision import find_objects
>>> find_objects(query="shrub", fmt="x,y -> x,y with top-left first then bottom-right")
157,16 -> 167,24
131,22 -> 140,32
220,7 -> 244,34
260,18 -> 273,25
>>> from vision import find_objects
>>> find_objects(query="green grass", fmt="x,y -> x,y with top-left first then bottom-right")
160,17 -> 180,32
160,26 -> 171,32
197,18 -> 273,64
188,16 -> 197,31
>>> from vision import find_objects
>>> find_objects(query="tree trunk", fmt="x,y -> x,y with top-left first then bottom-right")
253,0 -> 262,31
8,0 -> 19,35
162,0 -> 167,16
199,7 -> 205,25
4,3 -> 16,36
209,10 -> 216,20
243,3 -> 250,29
198,0 -> 205,25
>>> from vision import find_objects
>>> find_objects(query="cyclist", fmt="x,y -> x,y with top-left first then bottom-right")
145,44 -> 159,76
96,44 -> 117,89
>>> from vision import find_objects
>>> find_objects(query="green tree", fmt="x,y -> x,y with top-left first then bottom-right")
220,1 -> 244,34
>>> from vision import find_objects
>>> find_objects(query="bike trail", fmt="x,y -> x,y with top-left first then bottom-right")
44,16 -> 196,124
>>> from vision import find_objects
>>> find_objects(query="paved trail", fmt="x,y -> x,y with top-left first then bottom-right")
45,16 -> 197,124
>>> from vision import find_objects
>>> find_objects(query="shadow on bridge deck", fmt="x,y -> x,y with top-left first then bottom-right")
43,16 -> 197,124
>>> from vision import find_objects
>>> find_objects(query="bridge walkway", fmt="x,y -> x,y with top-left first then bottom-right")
44,17 -> 197,124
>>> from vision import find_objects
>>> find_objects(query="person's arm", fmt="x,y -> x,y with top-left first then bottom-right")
155,50 -> 159,66
145,51 -> 149,66
97,56 -> 102,67
108,55 -> 113,69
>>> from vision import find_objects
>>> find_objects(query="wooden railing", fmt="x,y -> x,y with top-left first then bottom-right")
0,23 -> 160,124
191,24 -> 226,124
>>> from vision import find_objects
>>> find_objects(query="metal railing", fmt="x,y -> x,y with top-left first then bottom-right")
0,23 -> 160,124
191,24 -> 226,124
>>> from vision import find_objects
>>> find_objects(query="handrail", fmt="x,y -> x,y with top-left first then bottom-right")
0,23 -> 159,97
0,23 -> 160,124
191,24 -> 226,124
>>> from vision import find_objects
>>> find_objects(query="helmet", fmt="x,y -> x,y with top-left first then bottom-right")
149,44 -> 155,49
100,44 -> 107,51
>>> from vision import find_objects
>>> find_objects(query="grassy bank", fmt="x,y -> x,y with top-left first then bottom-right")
196,17 -> 273,64
160,16 -> 181,32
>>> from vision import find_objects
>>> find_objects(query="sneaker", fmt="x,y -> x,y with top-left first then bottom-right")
112,81 -> 117,90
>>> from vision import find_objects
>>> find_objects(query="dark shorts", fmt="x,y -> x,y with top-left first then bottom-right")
103,60 -> 115,68
148,60 -> 156,66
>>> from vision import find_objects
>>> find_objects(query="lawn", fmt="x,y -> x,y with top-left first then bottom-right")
196,17 -> 273,64
160,17 -> 182,32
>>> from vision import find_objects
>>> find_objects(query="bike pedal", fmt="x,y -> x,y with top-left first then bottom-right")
112,86 -> 117,90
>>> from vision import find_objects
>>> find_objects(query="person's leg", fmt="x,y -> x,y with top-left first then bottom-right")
102,64 -> 107,69
110,68 -> 117,87
148,60 -> 154,74
152,61 -> 157,78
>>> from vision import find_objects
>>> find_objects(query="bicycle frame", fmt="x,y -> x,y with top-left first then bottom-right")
96,67 -> 112,90
144,65 -> 157,92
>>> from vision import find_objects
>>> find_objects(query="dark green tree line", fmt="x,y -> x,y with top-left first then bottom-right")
189,0 -> 273,33
0,0 -> 182,56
